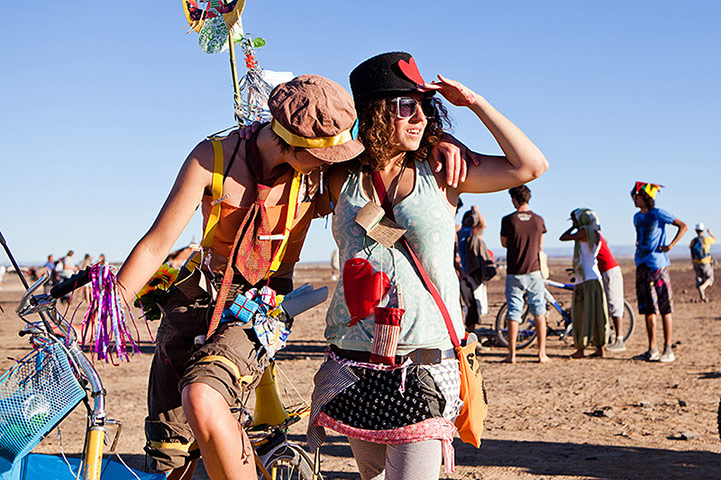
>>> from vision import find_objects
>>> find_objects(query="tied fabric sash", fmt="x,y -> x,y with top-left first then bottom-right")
238,184 -> 274,284
208,186 -> 269,337
206,132 -> 300,337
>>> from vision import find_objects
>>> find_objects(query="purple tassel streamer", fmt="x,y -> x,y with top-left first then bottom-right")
80,263 -> 140,362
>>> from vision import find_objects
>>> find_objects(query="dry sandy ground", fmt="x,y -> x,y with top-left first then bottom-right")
1,260 -> 720,479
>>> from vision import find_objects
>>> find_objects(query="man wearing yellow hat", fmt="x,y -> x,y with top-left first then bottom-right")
630,182 -> 687,363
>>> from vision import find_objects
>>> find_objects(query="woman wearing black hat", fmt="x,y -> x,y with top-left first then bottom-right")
307,52 -> 548,479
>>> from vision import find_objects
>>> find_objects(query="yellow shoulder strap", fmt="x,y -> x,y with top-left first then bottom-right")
267,171 -> 302,276
186,139 -> 225,271
204,140 -> 225,247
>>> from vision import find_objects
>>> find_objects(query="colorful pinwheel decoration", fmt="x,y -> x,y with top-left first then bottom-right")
181,1 -> 293,126
182,0 -> 247,54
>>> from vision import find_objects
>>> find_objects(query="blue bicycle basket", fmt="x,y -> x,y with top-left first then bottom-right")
0,343 -> 85,463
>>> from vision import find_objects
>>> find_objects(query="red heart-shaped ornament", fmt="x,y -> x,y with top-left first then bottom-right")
343,258 -> 391,325
397,57 -> 425,86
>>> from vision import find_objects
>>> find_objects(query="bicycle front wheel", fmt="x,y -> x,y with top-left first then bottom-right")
621,301 -> 635,341
495,303 -> 537,350
263,444 -> 319,480
607,301 -> 635,343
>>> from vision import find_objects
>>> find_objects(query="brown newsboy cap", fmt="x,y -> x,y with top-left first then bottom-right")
268,74 -> 364,163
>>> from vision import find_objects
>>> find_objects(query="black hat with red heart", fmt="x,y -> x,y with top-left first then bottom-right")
349,51 -> 427,101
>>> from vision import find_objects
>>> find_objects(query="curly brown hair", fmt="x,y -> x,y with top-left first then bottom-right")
355,95 -> 450,171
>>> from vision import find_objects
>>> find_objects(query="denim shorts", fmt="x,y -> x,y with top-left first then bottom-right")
505,271 -> 547,321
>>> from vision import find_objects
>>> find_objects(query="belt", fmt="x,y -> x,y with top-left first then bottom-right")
210,275 -> 294,298
330,345 -> 456,365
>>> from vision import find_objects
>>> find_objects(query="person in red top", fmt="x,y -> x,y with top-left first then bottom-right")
596,234 -> 626,352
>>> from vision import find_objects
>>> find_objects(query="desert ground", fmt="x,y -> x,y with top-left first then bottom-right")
1,259 -> 720,479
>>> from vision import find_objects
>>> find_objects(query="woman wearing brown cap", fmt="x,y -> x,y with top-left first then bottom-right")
116,74 -> 365,480
308,52 -> 548,479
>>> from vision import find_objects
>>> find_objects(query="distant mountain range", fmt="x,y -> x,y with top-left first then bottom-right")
540,244 -> 715,260
5,244 -> 717,268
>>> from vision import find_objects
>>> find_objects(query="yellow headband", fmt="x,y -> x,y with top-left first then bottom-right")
271,119 -> 355,149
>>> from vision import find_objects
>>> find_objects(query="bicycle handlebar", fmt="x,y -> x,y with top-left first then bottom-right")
50,267 -> 91,298
545,279 -> 574,290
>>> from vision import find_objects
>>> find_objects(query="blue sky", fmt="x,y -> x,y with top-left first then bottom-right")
1,1 -> 720,265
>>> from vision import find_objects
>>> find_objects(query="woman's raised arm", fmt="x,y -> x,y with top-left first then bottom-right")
423,75 -> 548,195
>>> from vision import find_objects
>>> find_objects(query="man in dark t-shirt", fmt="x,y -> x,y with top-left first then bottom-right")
500,185 -> 549,363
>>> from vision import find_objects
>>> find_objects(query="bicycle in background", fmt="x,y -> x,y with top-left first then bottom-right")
494,278 -> 635,350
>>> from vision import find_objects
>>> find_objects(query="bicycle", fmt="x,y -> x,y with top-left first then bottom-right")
0,248 -> 321,479
494,278 -> 635,350
244,361 -> 320,480
0,268 -> 135,480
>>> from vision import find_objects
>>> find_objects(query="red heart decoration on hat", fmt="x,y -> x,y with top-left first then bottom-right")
397,57 -> 426,86
343,258 -> 391,326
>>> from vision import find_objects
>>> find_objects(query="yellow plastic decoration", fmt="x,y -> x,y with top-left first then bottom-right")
182,0 -> 246,34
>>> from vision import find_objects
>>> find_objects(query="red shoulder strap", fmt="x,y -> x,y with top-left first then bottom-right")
371,171 -> 460,348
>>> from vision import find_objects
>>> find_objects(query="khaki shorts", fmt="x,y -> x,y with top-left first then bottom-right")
144,271 -> 285,472
601,266 -> 625,318
693,262 -> 714,287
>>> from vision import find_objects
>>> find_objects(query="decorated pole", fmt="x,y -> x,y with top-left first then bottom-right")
228,30 -> 241,110
182,1 -> 294,126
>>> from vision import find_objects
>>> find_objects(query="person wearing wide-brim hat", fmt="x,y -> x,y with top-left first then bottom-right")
308,51 -> 548,479
116,74 -> 368,479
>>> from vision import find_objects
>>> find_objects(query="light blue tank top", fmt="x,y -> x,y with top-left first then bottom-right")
325,160 -> 464,354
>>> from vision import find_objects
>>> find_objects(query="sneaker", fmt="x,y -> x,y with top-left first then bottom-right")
659,346 -> 675,363
634,349 -> 660,361
606,336 -> 626,353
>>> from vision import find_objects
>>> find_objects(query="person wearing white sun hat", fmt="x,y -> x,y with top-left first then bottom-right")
689,222 -> 716,302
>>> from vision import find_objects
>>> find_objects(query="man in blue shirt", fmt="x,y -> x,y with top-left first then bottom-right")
631,182 -> 687,363
41,255 -> 55,276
